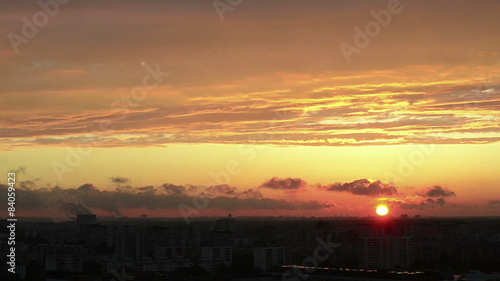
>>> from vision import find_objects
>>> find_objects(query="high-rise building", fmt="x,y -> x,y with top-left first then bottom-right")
253,247 -> 287,270
358,235 -> 415,269
45,254 -> 83,272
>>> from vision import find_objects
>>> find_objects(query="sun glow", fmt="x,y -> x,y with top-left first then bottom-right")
376,204 -> 389,216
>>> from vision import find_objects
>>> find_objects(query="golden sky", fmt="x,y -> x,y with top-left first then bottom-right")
0,0 -> 499,218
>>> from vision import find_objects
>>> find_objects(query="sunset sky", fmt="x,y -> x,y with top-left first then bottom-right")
1,0 -> 499,219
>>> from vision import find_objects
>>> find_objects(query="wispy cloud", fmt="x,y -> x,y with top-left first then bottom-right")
0,1 -> 499,149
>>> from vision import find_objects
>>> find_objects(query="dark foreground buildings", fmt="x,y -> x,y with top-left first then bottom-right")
1,215 -> 500,280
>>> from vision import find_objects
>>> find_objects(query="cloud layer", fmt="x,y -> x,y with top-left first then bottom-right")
1,174 -> 498,218
0,1 -> 499,148
0,179 -> 335,219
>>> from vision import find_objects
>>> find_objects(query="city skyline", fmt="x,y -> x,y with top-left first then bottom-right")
1,0 -> 500,219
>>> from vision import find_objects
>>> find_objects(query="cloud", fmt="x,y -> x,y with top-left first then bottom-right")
161,183 -> 186,195
418,185 -> 456,197
198,197 -> 330,211
110,177 -> 130,184
19,180 -> 36,190
0,1 -> 499,149
51,198 -> 94,216
239,189 -> 263,199
391,197 -> 447,210
260,177 -> 307,190
43,187 -> 95,216
488,200 -> 500,205
0,181 -> 333,218
1,71 -> 499,148
1,184 -> 96,220
187,184 -> 265,199
321,200 -> 336,208
202,184 -> 239,197
322,179 -> 397,197
10,166 -> 26,174
78,183 -> 98,191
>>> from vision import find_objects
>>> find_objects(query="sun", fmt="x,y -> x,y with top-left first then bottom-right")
376,204 -> 389,216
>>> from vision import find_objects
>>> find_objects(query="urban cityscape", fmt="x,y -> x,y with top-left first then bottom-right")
1,213 -> 500,280
1,0 -> 500,280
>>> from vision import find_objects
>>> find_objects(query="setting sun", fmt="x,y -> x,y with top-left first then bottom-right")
376,204 -> 389,216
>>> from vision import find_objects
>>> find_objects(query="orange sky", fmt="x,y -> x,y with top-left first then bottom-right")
0,0 -> 499,219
